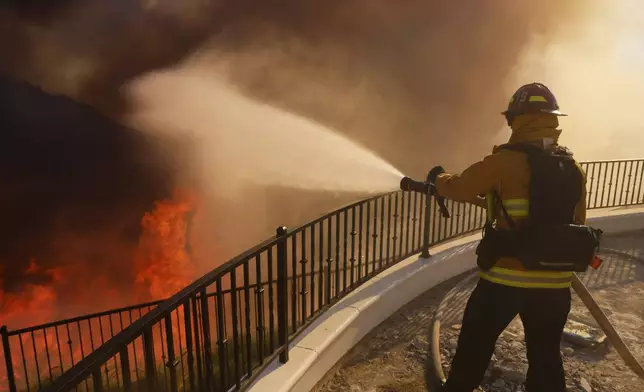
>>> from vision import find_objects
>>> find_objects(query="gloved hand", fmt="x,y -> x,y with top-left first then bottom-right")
428,183 -> 438,196
428,165 -> 445,185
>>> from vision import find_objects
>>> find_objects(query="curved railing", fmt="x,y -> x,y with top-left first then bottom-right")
2,159 -> 643,392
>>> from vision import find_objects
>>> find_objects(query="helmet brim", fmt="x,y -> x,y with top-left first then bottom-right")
501,109 -> 567,116
542,109 -> 567,116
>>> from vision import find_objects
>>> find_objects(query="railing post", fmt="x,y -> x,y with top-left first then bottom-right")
1,326 -> 17,392
420,171 -> 433,258
164,315 -> 179,392
92,367 -> 104,392
276,226 -> 289,364
143,327 -> 156,391
182,300 -> 196,391
119,347 -> 132,392
199,289 -> 214,389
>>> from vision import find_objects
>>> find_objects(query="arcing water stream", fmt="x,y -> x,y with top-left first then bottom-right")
127,67 -> 404,198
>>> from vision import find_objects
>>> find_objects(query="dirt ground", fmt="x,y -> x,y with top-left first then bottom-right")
315,231 -> 644,392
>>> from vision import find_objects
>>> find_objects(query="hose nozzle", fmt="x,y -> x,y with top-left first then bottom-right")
400,176 -> 450,219
400,176 -> 431,193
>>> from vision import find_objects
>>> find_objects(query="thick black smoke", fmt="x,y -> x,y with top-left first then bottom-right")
0,74 -> 175,295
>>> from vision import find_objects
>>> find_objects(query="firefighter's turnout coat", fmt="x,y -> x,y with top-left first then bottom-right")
435,114 -> 586,289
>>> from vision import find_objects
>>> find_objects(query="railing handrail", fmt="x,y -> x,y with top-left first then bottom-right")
5,157 -> 644,392
288,191 -> 398,236
579,158 -> 643,164
38,231 -> 285,390
4,299 -> 166,336
3,250 -> 395,336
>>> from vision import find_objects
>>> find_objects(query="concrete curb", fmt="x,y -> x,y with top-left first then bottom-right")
247,207 -> 644,392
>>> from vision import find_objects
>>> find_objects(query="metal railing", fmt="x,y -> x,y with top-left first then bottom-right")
1,158 -> 643,392
580,160 -> 644,209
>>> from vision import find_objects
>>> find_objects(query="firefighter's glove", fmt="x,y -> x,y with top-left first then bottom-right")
428,166 -> 445,185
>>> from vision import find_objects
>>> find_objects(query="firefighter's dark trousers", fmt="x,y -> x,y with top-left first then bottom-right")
443,278 -> 571,392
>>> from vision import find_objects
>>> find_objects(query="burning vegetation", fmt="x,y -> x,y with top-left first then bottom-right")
0,191 -> 197,331
0,261 -> 61,331
133,190 -> 196,301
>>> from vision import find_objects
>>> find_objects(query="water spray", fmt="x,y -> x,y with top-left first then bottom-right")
399,176 -> 450,218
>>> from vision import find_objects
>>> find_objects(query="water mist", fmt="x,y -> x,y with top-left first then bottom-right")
126,64 -> 404,198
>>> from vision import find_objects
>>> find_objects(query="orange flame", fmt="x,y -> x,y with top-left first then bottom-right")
0,190 -> 199,392
134,190 -> 196,300
0,260 -> 60,329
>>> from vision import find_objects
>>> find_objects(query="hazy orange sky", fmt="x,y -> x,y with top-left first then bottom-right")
502,0 -> 644,161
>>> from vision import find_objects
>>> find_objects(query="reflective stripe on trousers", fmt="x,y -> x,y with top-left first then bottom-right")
479,267 -> 573,289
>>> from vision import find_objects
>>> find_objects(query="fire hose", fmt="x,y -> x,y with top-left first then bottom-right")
571,273 -> 644,379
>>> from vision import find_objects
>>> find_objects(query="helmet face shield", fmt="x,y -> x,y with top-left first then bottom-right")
502,83 -> 566,126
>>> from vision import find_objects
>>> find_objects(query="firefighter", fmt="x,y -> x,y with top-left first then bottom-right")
433,83 -> 587,392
